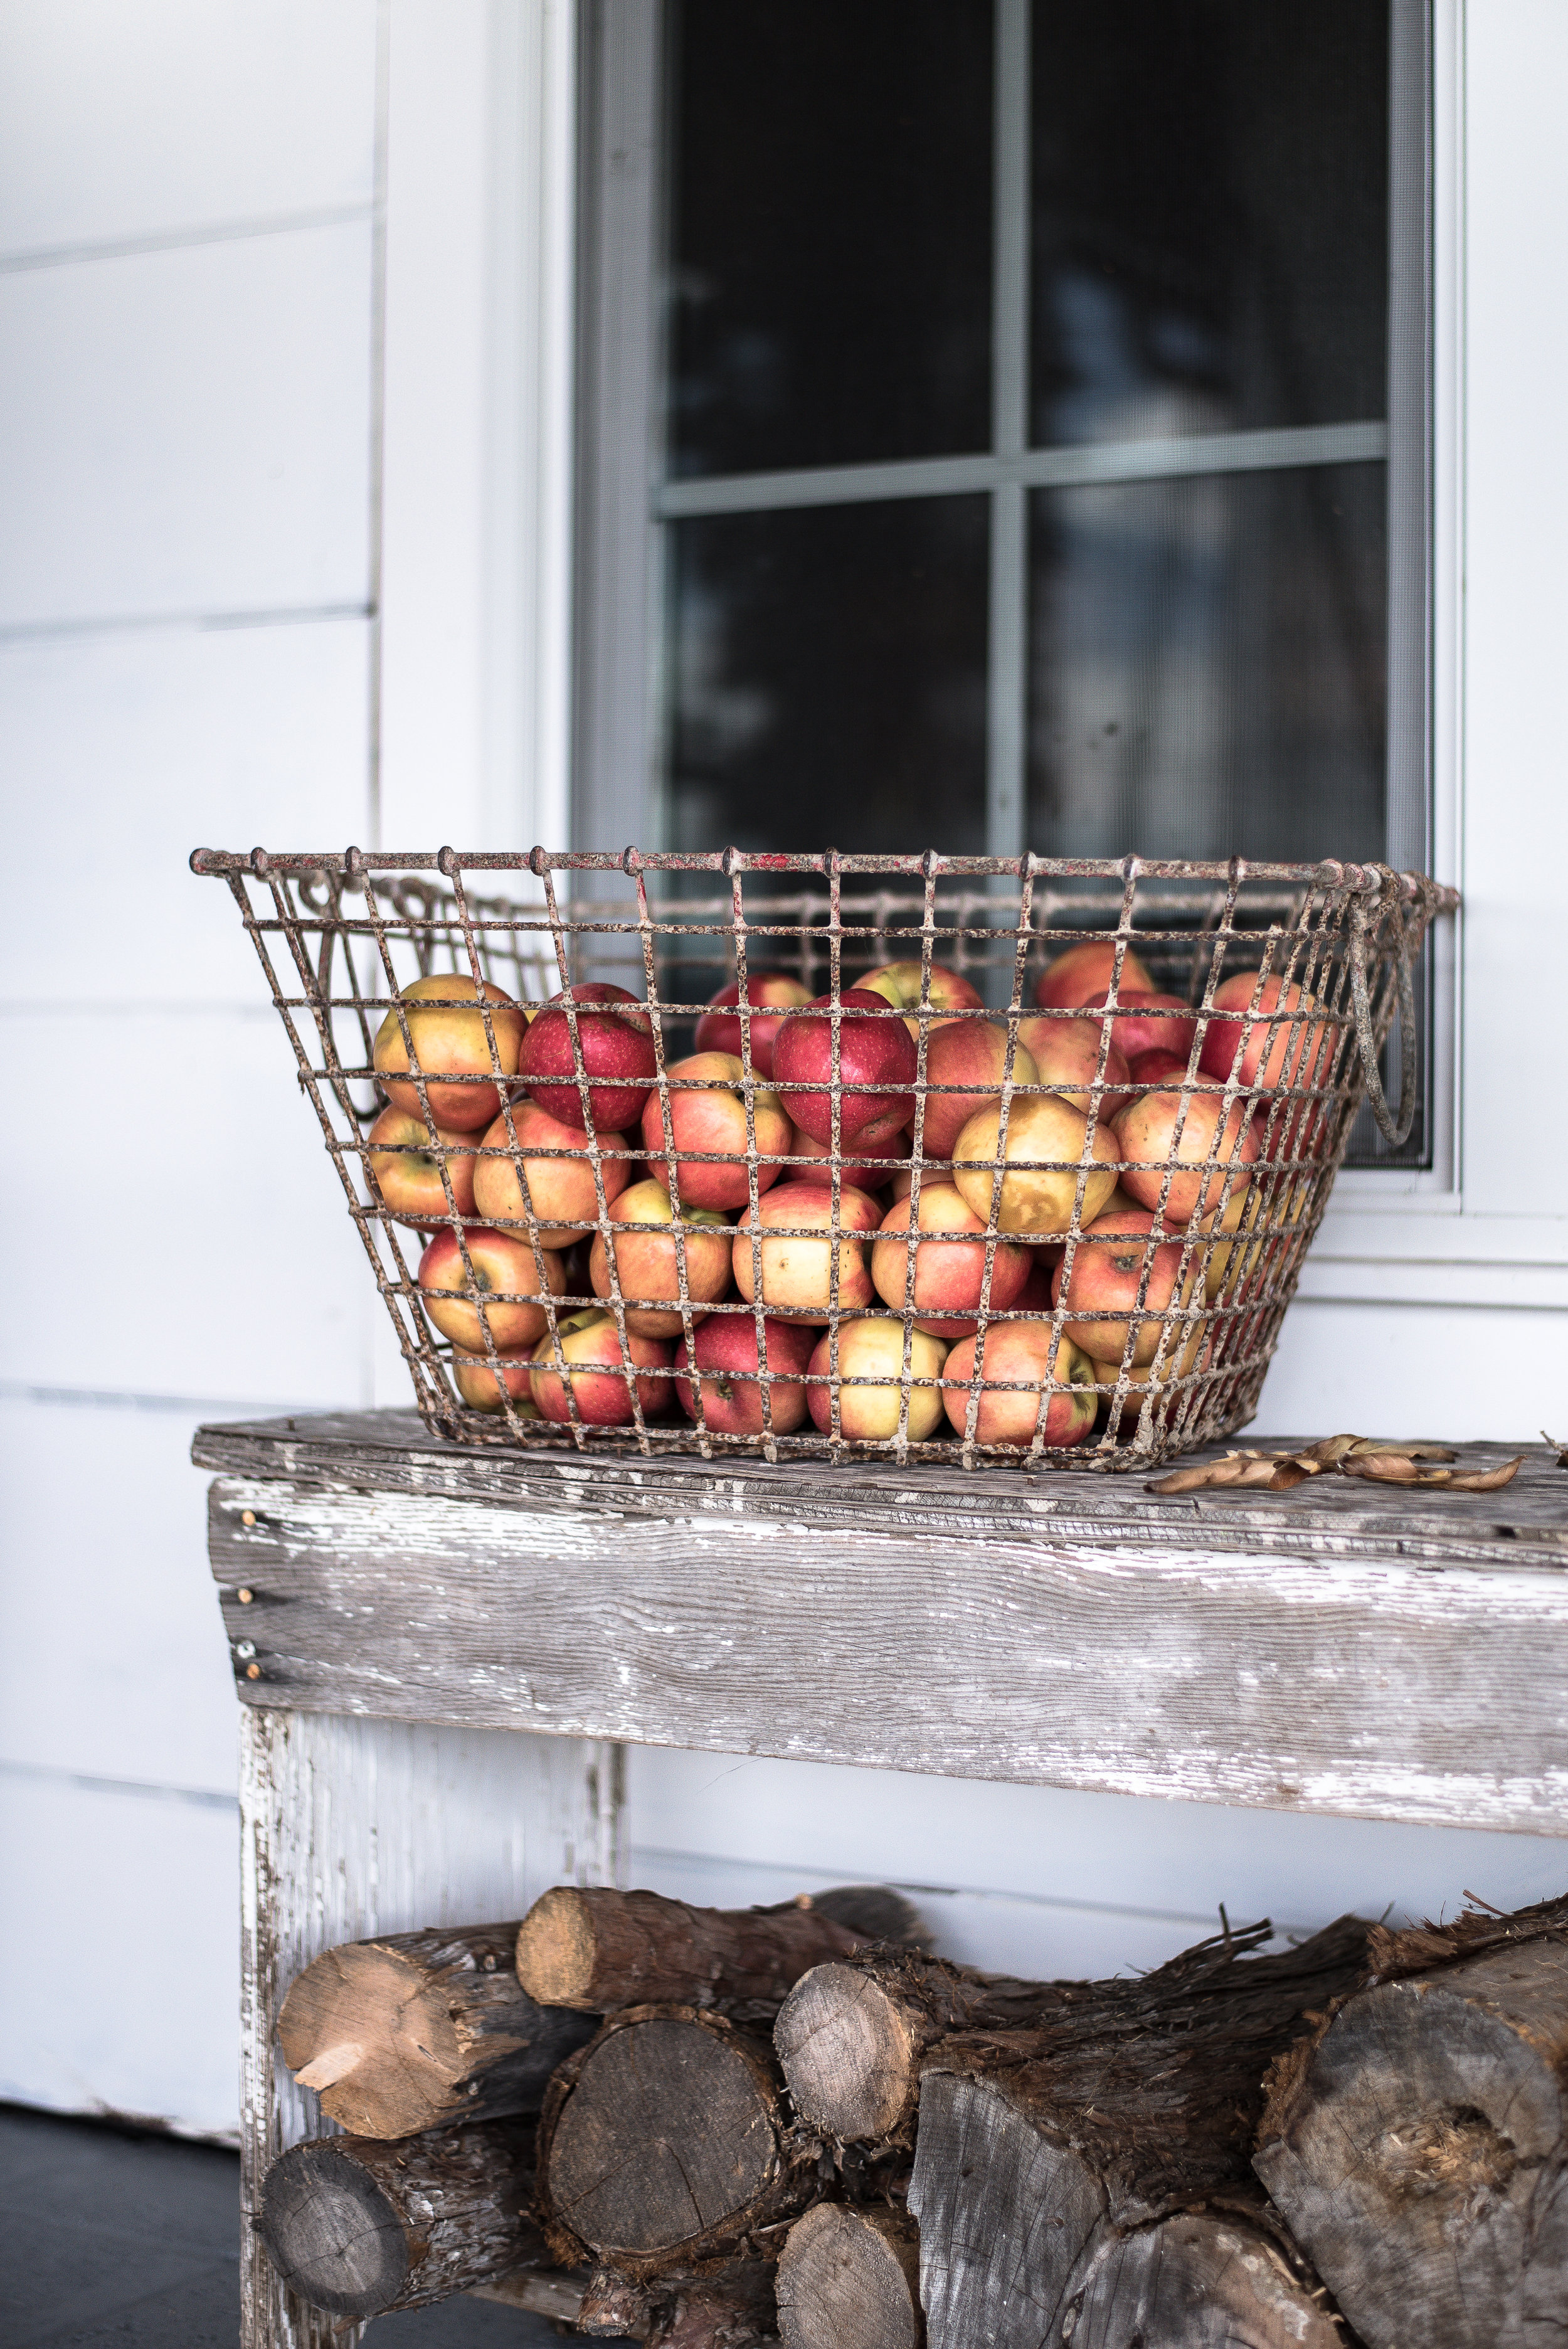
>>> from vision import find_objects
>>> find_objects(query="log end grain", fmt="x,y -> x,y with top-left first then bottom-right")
1060,2210 -> 1343,2349
776,2203 -> 922,2349
257,2139 -> 411,2319
515,1885 -> 600,2008
774,1963 -> 921,2142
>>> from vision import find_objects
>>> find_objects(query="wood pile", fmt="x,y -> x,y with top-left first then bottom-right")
257,1880 -> 1568,2346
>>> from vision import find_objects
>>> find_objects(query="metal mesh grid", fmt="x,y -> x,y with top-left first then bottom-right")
191,846 -> 1456,1473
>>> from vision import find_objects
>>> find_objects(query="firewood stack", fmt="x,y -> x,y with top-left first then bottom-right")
256,1882 -> 1568,2346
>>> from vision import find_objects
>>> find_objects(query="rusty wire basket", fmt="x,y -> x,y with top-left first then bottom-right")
192,846 -> 1456,1471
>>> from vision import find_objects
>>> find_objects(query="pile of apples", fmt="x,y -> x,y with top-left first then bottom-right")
361,938 -> 1335,1451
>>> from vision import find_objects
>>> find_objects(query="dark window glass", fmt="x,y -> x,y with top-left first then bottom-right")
665,499 -> 990,856
1030,1 -> 1389,448
1027,462 -> 1387,864
666,0 -> 994,477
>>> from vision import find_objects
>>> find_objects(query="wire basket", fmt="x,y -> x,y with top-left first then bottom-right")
192,846 -> 1456,1472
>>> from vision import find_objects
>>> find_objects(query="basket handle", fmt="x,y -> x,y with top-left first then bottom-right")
1350,877 -> 1419,1150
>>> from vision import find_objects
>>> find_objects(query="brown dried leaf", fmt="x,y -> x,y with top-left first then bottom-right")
1267,1460 -> 1313,1490
1303,1434 -> 1362,1464
1541,1430 -> 1568,1468
1148,1464 -> 1218,1495
1347,1437 -> 1458,1461
1341,1452 -> 1421,1482
1236,1458 -> 1285,1487
1205,1455 -> 1254,1487
1443,1456 -> 1524,1492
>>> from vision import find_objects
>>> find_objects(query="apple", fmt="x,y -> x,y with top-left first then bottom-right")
1199,971 -> 1335,1093
1034,938 -> 1155,1011
472,1101 -> 632,1248
732,1181 -> 880,1322
418,1225 -> 568,1352
1014,1013 -> 1131,1120
951,1095 -> 1120,1236
788,1120 -> 903,1196
364,1105 -> 480,1226
940,1321 -> 1098,1447
1113,1087 -> 1260,1226
516,983 -> 657,1132
588,1179 -> 734,1337
1015,1249 -> 1062,1310
913,1019 -> 1039,1159
694,973 -> 813,1076
638,1052 -> 790,1210
673,1313 -> 817,1436
771,987 -> 918,1145
1088,1323 -> 1206,1422
807,1317 -> 949,1441
871,1184 -> 1030,1339
373,973 -> 528,1132
1127,1048 -> 1190,1088
1053,1206 -> 1195,1366
452,1351 -> 541,1414
858,959 -> 986,1036
1081,988 -> 1197,1068
528,1307 -> 672,1425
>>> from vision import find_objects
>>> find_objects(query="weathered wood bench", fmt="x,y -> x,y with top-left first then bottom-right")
194,1411 -> 1568,2348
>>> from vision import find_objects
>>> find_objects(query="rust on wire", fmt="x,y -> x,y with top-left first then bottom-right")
193,847 -> 1458,1474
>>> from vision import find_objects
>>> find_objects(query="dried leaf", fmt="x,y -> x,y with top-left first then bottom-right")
1205,1456 -> 1256,1487
1267,1460 -> 1313,1490
1541,1430 -> 1568,1468
1347,1437 -> 1458,1461
1303,1434 -> 1362,1465
1443,1457 -> 1524,1493
1236,1457 -> 1285,1487
1343,1453 -> 1422,1483
1148,1464 -> 1218,1495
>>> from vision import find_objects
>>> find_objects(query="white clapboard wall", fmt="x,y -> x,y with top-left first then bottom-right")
2,0 -> 1566,2140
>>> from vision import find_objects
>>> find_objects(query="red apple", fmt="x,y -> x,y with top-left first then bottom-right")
639,1052 -> 790,1210
771,988 -> 919,1145
787,1119 -> 904,1197
1081,988 -> 1197,1068
1053,1207 -> 1194,1366
373,973 -> 528,1131
1199,971 -> 1336,1094
1034,939 -> 1155,1011
1113,1088 -> 1260,1226
858,959 -> 986,1036
418,1225 -> 568,1352
364,1105 -> 480,1226
694,973 -> 813,1076
951,1095 -> 1121,1236
871,1184 -> 1030,1339
528,1307 -> 672,1425
452,1352 -> 540,1413
472,1101 -> 632,1248
1015,1014 -> 1131,1121
913,1019 -> 1039,1159
807,1317 -> 950,1441
941,1322 -> 1098,1447
674,1313 -> 817,1436
1127,1048 -> 1191,1088
1015,1249 -> 1062,1311
732,1182 -> 880,1322
516,983 -> 657,1132
1088,1323 -> 1206,1424
588,1179 -> 734,1337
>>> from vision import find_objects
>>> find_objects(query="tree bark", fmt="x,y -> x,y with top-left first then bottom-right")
516,1883 -> 924,2019
535,2004 -> 819,2276
776,2203 -> 923,2349
577,2258 -> 779,2345
255,2119 -> 548,2319
906,1916 -> 1369,2349
277,1919 -> 595,2138
1255,1891 -> 1568,2349
775,1951 -> 1072,2142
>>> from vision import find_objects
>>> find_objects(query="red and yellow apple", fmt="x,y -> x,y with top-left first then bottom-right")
871,1184 -> 1030,1339
731,1182 -> 880,1322
1034,939 -> 1155,1011
1081,988 -> 1197,1068
588,1179 -> 734,1337
528,1307 -> 672,1425
1199,972 -> 1335,1093
807,1317 -> 949,1441
1127,1048 -> 1190,1088
452,1352 -> 541,1413
1053,1207 -> 1194,1365
1014,1014 -> 1131,1120
373,973 -> 527,1131
940,1321 -> 1098,1447
472,1100 -> 632,1248
951,1095 -> 1120,1236
787,1120 -> 903,1196
673,1313 -> 817,1436
638,1052 -> 790,1211
771,988 -> 918,1146
1113,1087 -> 1260,1226
516,982 -> 657,1132
694,973 -> 813,1076
858,959 -> 985,1036
418,1225 -> 568,1352
365,1105 -> 480,1226
1089,1323 -> 1206,1421
913,1019 -> 1039,1159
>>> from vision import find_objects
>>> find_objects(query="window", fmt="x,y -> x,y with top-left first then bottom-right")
575,1 -> 1432,1163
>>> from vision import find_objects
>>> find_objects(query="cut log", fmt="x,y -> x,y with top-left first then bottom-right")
576,2259 -> 778,2345
776,2202 -> 923,2349
535,2004 -> 817,2276
775,1949 -> 1071,2141
907,1916 -> 1369,2349
516,1882 -> 924,2018
255,2119 -> 546,2319
1255,1890 -> 1568,2349
1057,2204 -> 1344,2348
277,1918 -> 595,2138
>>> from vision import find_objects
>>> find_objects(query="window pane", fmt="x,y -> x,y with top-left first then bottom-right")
666,498 -> 990,855
1027,462 -> 1387,865
1030,1 -> 1389,448
666,1 -> 993,478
